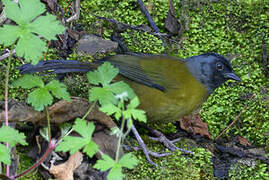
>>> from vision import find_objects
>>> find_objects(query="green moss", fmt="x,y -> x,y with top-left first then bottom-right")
73,0 -> 268,177
0,56 -> 28,101
229,161 -> 269,180
121,30 -> 164,54
181,0 -> 269,146
17,151 -> 43,180
76,0 -> 268,147
125,143 -> 214,180
2,0 -> 267,178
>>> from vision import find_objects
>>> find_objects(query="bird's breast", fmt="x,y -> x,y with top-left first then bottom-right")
125,76 -> 209,124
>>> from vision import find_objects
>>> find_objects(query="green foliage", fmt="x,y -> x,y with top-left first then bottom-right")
94,153 -> 138,180
87,62 -> 136,105
0,144 -> 11,165
56,118 -> 99,157
229,161 -> 269,180
0,126 -> 27,165
85,62 -> 143,179
0,0 -> 65,64
12,74 -> 70,111
100,96 -> 147,123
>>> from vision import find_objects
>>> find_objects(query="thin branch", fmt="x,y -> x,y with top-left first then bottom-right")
215,94 -> 255,140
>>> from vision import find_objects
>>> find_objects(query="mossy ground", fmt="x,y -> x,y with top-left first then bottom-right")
0,0 -> 268,179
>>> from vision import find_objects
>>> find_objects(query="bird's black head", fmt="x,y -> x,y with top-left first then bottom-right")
186,53 -> 241,93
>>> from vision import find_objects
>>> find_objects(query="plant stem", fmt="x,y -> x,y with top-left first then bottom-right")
10,140 -> 57,179
4,47 -> 14,177
115,99 -> 125,163
82,100 -> 97,120
45,107 -> 51,142
115,116 -> 125,163
56,100 -> 97,146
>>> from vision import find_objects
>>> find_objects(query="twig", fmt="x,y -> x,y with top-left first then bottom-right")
66,0 -> 80,23
137,0 -> 160,33
0,49 -> 16,61
215,94 -> 255,140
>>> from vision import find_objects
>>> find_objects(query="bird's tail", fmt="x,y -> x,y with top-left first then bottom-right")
19,60 -> 100,74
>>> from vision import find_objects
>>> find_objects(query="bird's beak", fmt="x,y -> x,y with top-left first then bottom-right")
224,72 -> 241,82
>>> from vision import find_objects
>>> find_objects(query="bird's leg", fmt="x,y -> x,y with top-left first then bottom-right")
131,125 -> 175,166
131,125 -> 157,166
148,128 -> 193,155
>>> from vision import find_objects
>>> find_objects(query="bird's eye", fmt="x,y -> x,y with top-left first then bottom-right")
216,62 -> 224,71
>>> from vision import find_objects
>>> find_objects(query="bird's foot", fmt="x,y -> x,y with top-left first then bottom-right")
130,125 -> 192,166
123,145 -> 172,158
149,129 -> 193,155
131,125 -> 157,166
131,125 -> 176,167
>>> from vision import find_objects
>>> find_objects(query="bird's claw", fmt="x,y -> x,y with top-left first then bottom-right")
149,129 -> 193,155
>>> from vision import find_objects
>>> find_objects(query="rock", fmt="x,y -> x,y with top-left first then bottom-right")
76,34 -> 118,56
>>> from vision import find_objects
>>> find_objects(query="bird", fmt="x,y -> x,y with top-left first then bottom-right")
19,53 -> 240,125
19,52 -> 241,165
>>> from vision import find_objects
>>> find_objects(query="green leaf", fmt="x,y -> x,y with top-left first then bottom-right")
56,119 -> 99,157
126,118 -> 133,130
89,87 -> 117,105
29,13 -> 65,40
87,71 -> 101,85
110,127 -> 121,138
94,153 -> 136,180
56,136 -> 88,154
107,165 -> 125,180
12,74 -> 44,89
0,25 -> 19,46
124,97 -> 147,123
127,96 -> 140,109
129,109 -> 147,123
118,153 -> 138,169
73,118 -> 95,138
3,0 -> 23,24
83,141 -> 99,158
16,33 -> 47,64
97,62 -> 119,86
93,154 -> 115,171
59,123 -> 72,138
27,87 -> 53,111
109,81 -> 136,100
87,62 -> 119,86
19,0 -> 46,23
99,103 -> 122,120
0,144 -> 11,165
46,80 -> 70,102
0,126 -> 27,147
39,127 -> 49,142
0,0 -> 64,64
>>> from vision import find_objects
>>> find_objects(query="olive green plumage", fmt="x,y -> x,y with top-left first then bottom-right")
19,53 -> 240,124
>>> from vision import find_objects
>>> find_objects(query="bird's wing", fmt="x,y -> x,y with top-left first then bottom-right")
106,54 -> 186,91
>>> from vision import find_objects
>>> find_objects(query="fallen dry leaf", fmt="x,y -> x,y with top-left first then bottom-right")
237,135 -> 251,146
180,113 -> 212,139
49,151 -> 83,180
